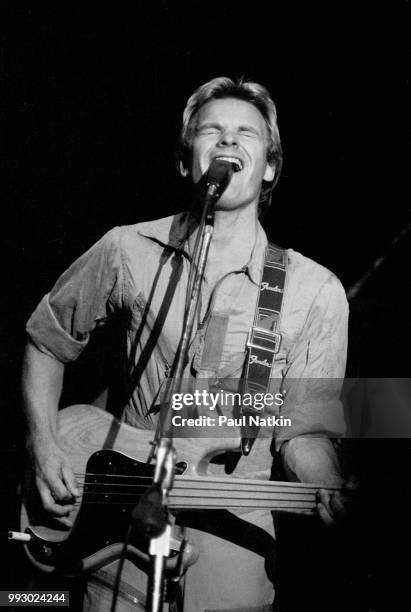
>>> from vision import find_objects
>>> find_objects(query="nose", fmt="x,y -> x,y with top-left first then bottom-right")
217,128 -> 238,147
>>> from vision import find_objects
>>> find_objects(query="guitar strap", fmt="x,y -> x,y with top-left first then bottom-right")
241,242 -> 287,454
152,242 -> 287,455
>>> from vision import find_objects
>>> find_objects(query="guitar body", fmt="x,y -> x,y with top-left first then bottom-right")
21,404 -> 241,575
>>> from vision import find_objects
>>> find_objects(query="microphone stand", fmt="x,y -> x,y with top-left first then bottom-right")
145,170 -> 229,612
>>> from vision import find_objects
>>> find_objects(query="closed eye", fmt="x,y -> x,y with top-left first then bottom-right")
198,129 -> 220,135
238,127 -> 259,138
196,123 -> 221,136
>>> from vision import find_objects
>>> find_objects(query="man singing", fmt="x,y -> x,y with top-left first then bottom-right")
23,77 -> 349,611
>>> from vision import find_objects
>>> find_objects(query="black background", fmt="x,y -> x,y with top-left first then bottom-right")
1,2 -> 410,610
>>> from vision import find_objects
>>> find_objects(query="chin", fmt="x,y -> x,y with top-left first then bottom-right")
214,194 -> 257,212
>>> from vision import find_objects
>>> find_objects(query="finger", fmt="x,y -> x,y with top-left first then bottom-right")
317,489 -> 332,514
317,502 -> 336,527
37,481 -> 75,516
43,492 -> 74,526
57,515 -> 74,529
37,474 -> 75,509
47,474 -> 73,503
61,463 -> 80,498
316,489 -> 338,526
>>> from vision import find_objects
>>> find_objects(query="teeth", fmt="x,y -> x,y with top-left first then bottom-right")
215,156 -> 243,171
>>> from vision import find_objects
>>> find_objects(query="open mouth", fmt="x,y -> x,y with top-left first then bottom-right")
213,156 -> 243,172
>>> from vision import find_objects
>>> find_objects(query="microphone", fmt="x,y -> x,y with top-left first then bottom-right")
205,159 -> 234,200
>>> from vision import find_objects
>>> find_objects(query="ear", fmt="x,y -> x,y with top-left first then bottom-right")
263,162 -> 275,182
179,160 -> 190,178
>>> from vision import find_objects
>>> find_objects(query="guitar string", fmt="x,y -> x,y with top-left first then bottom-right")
68,485 -> 336,500
71,480 -> 326,490
66,480 -> 336,500
77,503 -> 314,511
53,472 -> 337,510
65,481 -> 320,503
62,490 -> 316,507
56,482 -> 319,508
67,498 -> 316,510
72,471 -> 339,486
65,504 -> 314,515
70,493 -> 321,503
62,487 -> 319,509
70,472 -> 339,491
67,483 -> 328,499
69,490 -> 318,501
71,490 -> 318,499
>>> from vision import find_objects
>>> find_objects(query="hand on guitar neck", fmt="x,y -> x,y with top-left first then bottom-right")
281,436 -> 359,527
316,476 -> 359,527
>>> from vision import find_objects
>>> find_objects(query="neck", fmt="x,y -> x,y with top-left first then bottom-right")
207,204 -> 259,273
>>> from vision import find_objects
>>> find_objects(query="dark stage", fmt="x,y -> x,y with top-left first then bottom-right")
1,2 -> 409,610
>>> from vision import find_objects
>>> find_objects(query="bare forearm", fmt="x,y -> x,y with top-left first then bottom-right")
22,340 -> 65,444
22,341 -> 78,515
281,436 -> 343,487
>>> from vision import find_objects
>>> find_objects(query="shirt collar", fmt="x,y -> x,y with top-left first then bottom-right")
137,211 -> 268,284
245,221 -> 268,284
136,212 -> 195,257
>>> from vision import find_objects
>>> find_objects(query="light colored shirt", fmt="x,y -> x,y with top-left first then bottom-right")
26,212 -> 348,477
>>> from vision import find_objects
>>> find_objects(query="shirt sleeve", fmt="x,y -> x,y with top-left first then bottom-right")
275,273 -> 349,449
26,226 -> 124,363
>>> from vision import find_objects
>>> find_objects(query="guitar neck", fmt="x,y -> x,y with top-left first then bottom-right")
169,475 -> 339,513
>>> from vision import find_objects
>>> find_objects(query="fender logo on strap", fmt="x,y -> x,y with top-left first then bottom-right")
261,282 -> 283,293
249,354 -> 272,368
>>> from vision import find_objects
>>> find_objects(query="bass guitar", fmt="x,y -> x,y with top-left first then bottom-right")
21,404 -> 338,576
